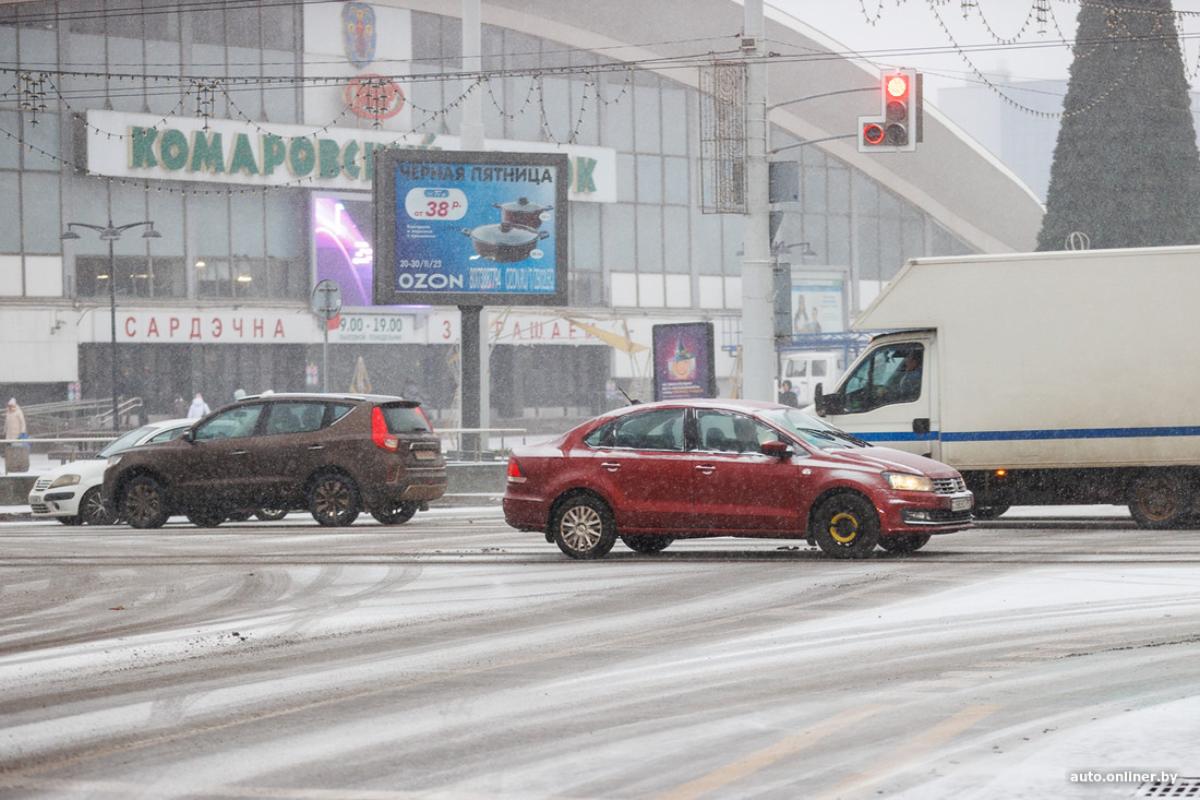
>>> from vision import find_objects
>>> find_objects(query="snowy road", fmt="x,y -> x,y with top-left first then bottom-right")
1,510 -> 1198,799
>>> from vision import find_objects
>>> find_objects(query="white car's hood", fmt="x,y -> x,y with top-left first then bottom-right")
38,458 -> 108,484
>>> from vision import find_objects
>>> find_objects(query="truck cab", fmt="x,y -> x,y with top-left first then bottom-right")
814,332 -> 940,461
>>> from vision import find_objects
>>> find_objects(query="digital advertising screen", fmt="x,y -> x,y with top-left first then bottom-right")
312,192 -> 376,309
373,150 -> 569,307
652,322 -> 717,402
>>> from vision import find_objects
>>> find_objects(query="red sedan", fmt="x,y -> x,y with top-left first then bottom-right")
503,399 -> 973,559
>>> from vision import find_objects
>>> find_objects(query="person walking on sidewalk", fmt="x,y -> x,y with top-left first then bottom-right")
187,393 -> 210,420
5,398 -> 26,440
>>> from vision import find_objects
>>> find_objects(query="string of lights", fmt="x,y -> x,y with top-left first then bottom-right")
927,0 -> 1145,119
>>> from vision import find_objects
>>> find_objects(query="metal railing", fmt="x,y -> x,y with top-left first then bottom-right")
435,428 -> 528,461
19,397 -> 143,436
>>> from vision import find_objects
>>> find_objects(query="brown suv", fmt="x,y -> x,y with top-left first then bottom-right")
102,393 -> 447,528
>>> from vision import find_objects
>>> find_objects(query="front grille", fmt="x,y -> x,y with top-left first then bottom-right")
30,503 -> 49,513
33,478 -> 52,491
932,476 -> 966,494
903,508 -> 972,525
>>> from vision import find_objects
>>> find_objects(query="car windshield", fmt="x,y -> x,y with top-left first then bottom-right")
758,408 -> 869,450
98,424 -> 160,458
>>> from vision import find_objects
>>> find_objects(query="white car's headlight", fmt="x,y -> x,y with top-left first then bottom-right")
49,474 -> 81,489
106,455 -> 122,469
885,472 -> 934,492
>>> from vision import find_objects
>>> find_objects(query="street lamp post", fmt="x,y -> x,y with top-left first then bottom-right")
61,220 -> 161,433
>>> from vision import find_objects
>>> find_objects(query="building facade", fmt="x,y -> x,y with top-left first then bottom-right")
0,0 -> 1043,423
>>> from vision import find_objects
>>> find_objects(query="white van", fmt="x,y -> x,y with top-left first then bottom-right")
778,351 -> 844,407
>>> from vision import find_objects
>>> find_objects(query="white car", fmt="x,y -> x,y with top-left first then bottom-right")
29,419 -> 193,526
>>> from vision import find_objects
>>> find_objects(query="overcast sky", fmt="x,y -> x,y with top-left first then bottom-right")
770,0 -> 1200,103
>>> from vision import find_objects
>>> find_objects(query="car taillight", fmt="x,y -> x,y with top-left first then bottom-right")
415,405 -> 434,432
506,457 -> 526,484
371,407 -> 399,452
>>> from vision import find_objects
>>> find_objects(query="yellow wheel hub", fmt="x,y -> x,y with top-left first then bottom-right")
829,511 -> 859,544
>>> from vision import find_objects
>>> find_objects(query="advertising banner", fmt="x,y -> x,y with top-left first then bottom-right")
652,322 -> 717,401
313,192 -> 376,308
790,276 -> 846,335
373,150 -> 569,306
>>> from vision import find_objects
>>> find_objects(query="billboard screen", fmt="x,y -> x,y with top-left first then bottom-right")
312,192 -> 376,309
652,322 -> 717,402
373,149 -> 569,306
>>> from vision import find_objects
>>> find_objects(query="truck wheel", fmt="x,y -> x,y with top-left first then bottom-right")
122,476 -> 169,529
552,495 -> 616,559
1129,474 -> 1188,529
810,494 -> 880,559
972,504 -> 1010,520
878,533 -> 930,553
621,534 -> 673,554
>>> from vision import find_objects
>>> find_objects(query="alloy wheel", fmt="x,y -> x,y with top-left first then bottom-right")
559,505 -> 603,551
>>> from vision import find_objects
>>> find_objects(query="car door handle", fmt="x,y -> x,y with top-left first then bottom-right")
695,464 -> 716,474
600,461 -> 621,472
307,444 -> 325,451
231,450 -> 249,456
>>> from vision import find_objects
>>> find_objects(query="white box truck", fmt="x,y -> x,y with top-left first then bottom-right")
812,246 -> 1200,528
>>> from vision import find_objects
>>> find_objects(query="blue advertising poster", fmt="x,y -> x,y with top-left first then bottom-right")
652,322 -> 717,401
373,150 -> 569,307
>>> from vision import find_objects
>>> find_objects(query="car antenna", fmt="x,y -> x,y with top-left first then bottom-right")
618,386 -> 641,405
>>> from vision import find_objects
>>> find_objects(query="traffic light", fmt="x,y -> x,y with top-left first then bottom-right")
858,69 -> 922,153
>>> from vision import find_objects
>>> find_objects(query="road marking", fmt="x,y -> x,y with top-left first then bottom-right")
0,775 -> 470,799
654,705 -> 889,800
815,704 -> 999,800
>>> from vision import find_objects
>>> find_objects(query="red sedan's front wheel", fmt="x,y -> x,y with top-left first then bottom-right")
551,495 -> 616,560
810,494 -> 880,559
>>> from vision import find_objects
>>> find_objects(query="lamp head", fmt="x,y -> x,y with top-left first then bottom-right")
60,230 -> 81,240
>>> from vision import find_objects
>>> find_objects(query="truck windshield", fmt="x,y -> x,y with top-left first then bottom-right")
759,408 -> 868,450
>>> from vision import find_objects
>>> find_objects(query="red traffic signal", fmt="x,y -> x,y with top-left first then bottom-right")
858,68 -> 922,153
885,74 -> 910,100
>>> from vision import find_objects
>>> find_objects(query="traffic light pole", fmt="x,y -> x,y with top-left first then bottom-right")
740,0 -> 774,403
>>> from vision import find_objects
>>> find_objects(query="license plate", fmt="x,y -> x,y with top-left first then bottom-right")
951,496 -> 972,512
413,450 -> 436,461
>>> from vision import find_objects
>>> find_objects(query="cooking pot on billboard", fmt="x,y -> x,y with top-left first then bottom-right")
493,197 -> 553,229
462,222 -> 549,263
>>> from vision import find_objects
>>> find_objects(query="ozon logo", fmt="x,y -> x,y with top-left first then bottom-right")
344,73 -> 405,121
397,273 -> 464,290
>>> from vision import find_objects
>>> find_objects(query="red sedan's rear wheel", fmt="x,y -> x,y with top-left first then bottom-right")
810,494 -> 880,559
551,495 -> 616,560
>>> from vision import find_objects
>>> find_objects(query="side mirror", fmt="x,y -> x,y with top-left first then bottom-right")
814,383 -> 829,416
761,440 -> 793,458
183,428 -> 196,443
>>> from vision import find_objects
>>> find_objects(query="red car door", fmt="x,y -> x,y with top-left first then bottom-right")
584,407 -> 694,532
690,409 -> 806,534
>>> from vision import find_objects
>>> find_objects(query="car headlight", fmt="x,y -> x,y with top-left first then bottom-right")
885,472 -> 934,492
49,474 -> 81,489
106,455 -> 122,469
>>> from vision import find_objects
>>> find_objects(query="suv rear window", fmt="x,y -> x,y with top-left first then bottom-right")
380,403 -> 430,433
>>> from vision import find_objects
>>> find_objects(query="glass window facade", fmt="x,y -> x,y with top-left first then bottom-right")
0,3 -> 977,312
0,0 -> 305,300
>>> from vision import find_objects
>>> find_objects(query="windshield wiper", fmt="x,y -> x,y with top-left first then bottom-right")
797,427 -> 870,447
